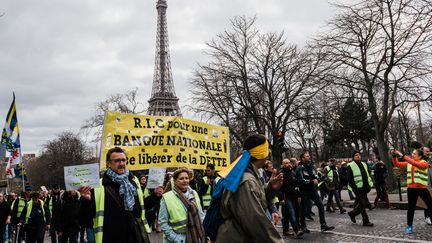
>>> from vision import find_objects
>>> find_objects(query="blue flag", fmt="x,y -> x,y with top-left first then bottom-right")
1,93 -> 22,165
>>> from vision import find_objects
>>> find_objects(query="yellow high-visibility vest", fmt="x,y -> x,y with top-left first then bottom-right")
347,161 -> 373,191
201,176 -> 220,207
24,200 -> 45,224
407,162 -> 428,186
162,189 -> 201,233
13,198 -> 26,218
93,176 -> 150,243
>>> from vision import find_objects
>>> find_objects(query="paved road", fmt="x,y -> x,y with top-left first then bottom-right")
37,207 -> 430,243
147,207 -> 432,243
279,207 -> 432,242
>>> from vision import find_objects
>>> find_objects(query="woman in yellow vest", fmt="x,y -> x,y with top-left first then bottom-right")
392,148 -> 432,234
158,168 -> 205,243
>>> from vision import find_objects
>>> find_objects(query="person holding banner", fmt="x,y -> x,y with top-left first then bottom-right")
215,134 -> 284,243
158,168 -> 205,243
79,147 -> 151,243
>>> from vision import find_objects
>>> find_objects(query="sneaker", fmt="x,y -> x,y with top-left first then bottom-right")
301,227 -> 310,233
326,208 -> 335,213
283,230 -> 294,236
363,222 -> 374,227
425,217 -> 432,225
321,224 -> 335,231
405,225 -> 413,234
294,230 -> 304,238
348,211 -> 356,223
306,215 -> 314,221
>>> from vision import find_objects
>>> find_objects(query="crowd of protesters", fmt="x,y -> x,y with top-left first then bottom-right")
0,136 -> 431,243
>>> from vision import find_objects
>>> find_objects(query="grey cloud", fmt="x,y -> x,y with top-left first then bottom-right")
0,0 -> 334,154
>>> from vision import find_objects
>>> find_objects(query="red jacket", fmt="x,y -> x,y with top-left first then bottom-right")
392,155 -> 428,189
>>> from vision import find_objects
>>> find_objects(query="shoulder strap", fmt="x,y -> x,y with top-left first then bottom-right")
104,185 -> 124,209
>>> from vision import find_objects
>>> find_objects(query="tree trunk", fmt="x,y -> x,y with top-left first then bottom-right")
376,130 -> 397,190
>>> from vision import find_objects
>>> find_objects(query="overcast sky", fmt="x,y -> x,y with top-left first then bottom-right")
0,0 -> 334,154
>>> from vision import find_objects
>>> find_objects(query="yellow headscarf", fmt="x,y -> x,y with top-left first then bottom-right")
218,139 -> 269,178
248,140 -> 269,160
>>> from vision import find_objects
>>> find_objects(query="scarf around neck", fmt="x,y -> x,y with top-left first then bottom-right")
173,186 -> 205,243
106,168 -> 137,211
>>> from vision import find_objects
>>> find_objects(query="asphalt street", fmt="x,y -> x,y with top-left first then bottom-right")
147,207 -> 432,243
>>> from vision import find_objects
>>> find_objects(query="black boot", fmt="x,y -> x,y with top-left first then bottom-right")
363,222 -> 374,227
348,211 -> 356,223
321,224 -> 335,231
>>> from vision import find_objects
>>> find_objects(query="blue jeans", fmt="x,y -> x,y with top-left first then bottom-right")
86,228 -> 95,243
285,198 -> 300,233
3,224 -> 9,242
301,190 -> 326,227
327,189 -> 343,210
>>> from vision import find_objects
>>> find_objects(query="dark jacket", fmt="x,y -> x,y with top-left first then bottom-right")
84,172 -> 148,243
338,167 -> 348,186
296,161 -> 319,192
20,200 -> 51,228
374,161 -> 388,185
46,193 -> 62,228
11,198 -> 29,225
347,160 -> 371,195
280,166 -> 300,200
58,192 -> 81,235
0,201 -> 11,226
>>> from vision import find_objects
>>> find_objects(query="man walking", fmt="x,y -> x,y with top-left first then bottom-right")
324,159 -> 346,214
216,134 -> 284,243
347,151 -> 374,226
79,147 -> 151,243
296,152 -> 335,233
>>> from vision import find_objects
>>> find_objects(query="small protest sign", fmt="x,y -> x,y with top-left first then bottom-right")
64,163 -> 100,191
147,167 -> 166,189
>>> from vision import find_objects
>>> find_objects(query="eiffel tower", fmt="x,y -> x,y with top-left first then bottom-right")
147,0 -> 182,116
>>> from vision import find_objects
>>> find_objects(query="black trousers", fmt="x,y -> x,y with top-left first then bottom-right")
350,192 -> 370,223
407,187 -> 432,226
26,226 -> 45,243
301,190 -> 326,227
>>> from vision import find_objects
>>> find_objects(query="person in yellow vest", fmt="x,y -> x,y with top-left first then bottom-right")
198,164 -> 219,210
324,159 -> 346,214
12,187 -> 32,243
46,184 -> 62,243
158,167 -> 205,243
139,175 -> 151,198
392,148 -> 432,234
19,192 -> 51,243
79,147 -> 151,243
347,151 -> 374,227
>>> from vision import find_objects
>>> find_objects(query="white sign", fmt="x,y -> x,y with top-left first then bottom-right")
64,163 -> 100,191
40,186 -> 48,192
147,167 -> 166,189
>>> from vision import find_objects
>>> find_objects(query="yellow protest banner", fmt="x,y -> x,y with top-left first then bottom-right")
101,112 -> 230,170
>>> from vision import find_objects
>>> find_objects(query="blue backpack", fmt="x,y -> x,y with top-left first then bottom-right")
202,196 -> 224,242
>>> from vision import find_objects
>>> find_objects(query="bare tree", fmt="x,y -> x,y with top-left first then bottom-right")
315,0 -> 432,186
190,16 -> 324,164
81,88 -> 145,142
26,131 -> 95,188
